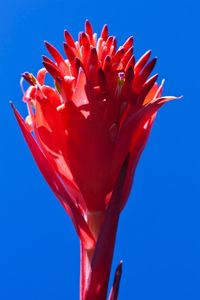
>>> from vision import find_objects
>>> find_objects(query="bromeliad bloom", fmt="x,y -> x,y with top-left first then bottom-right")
12,20 -> 177,300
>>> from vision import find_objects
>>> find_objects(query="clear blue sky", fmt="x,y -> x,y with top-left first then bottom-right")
0,0 -> 199,299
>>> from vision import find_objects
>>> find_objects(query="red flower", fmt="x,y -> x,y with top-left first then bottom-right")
12,20 -> 177,300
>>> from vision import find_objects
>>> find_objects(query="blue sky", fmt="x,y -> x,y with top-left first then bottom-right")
0,0 -> 199,299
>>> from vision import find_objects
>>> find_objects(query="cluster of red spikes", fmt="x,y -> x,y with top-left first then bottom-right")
23,19 -> 159,121
13,20 -> 178,300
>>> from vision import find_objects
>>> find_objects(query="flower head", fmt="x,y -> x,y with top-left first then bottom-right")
12,20 -> 177,299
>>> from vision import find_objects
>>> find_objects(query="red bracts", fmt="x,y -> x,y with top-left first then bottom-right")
13,20 -> 177,300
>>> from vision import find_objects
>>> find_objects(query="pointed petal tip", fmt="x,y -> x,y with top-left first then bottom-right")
108,261 -> 123,300
10,102 -> 20,117
153,95 -> 182,106
116,260 -> 123,274
64,29 -> 71,38
44,40 -> 52,47
146,50 -> 152,58
85,19 -> 93,34
9,100 -> 14,108
168,95 -> 183,100
150,73 -> 159,80
21,71 -> 29,76
44,40 -> 55,52
101,24 -> 108,39
161,78 -> 165,85
10,102 -> 20,115
44,40 -> 49,47
170,95 -> 183,102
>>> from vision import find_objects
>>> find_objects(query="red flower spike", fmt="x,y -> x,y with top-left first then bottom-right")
123,36 -> 134,51
14,21 -> 179,300
112,48 -> 124,70
42,61 -> 63,80
36,68 -> 47,85
133,57 -> 157,93
45,41 -> 64,64
113,37 -> 117,53
125,54 -> 135,71
121,46 -> 134,69
103,55 -> 112,73
85,20 -> 93,39
81,32 -> 89,45
64,30 -> 76,48
42,55 -> 56,66
138,73 -> 159,104
101,24 -> 108,41
134,49 -> 152,74
63,42 -> 75,61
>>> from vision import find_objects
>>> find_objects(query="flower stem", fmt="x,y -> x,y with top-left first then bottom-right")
80,211 -> 119,300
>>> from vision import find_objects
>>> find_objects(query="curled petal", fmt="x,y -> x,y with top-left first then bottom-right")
113,95 -> 179,210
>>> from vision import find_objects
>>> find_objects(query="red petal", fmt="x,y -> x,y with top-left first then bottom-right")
64,30 -> 76,48
134,49 -> 151,74
121,46 -> 134,69
36,68 -> 47,85
103,55 -> 112,73
87,47 -> 99,82
113,95 -> 178,210
123,36 -> 134,52
72,67 -> 89,107
138,73 -> 158,104
112,47 -> 124,69
85,20 -> 93,39
43,61 -> 63,81
63,42 -> 76,61
125,55 -> 135,72
80,32 -> 90,48
45,41 -> 65,65
121,114 -> 156,210
45,41 -> 69,75
134,57 -> 157,93
100,24 -> 108,41
143,81 -> 160,104
11,103 -> 95,249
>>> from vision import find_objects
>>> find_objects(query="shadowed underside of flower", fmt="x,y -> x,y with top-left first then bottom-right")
12,20 -> 177,300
